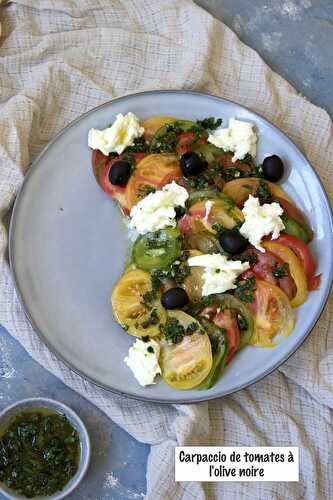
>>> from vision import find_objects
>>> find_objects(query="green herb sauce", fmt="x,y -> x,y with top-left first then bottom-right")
0,410 -> 80,498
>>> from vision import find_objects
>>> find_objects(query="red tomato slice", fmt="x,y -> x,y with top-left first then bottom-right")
213,309 -> 240,364
308,274 -> 321,291
274,234 -> 319,291
91,150 -> 129,212
243,248 -> 297,300
176,131 -> 207,154
178,214 -> 193,235
200,306 -> 240,364
216,153 -> 253,175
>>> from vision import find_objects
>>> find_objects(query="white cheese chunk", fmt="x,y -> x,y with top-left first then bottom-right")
239,195 -> 285,252
129,181 -> 189,234
187,253 -> 250,296
124,339 -> 161,386
88,112 -> 144,155
203,200 -> 214,223
208,118 -> 257,162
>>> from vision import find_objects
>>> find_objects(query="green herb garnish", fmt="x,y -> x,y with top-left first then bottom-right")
0,411 -> 80,499
255,181 -> 272,203
141,309 -> 159,329
147,346 -> 154,353
272,262 -> 289,278
160,317 -> 185,344
234,276 -> 256,303
196,117 -> 222,130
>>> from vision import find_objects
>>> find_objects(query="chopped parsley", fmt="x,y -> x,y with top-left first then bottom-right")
186,322 -> 199,335
141,290 -> 156,309
196,117 -> 222,130
272,262 -> 289,278
141,309 -> 159,329
234,276 -> 256,303
160,317 -> 185,344
124,136 -> 148,153
142,335 -> 150,342
255,181 -> 272,203
223,167 -> 241,181
150,253 -> 191,287
147,346 -> 154,353
151,123 -> 183,153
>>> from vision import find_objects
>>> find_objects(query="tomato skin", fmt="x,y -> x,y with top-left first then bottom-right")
262,241 -> 308,308
308,274 -> 321,291
213,310 -> 240,364
274,234 -> 318,291
201,307 -> 240,364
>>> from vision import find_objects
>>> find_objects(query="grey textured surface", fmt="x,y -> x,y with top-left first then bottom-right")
1,1 -> 331,498
195,0 -> 333,118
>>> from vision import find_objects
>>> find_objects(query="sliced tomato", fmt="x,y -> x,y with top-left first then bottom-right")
247,280 -> 295,347
92,150 -> 129,212
176,131 -> 208,155
262,241 -> 308,307
242,248 -> 296,300
142,116 -> 176,141
308,274 -> 321,291
274,234 -> 319,291
223,178 -> 293,207
274,197 -> 307,226
200,307 -> 240,364
213,309 -> 240,364
125,154 -> 182,209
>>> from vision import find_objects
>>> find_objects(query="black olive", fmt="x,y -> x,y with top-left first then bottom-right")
180,152 -> 207,177
262,155 -> 284,182
161,287 -> 189,310
219,229 -> 248,255
174,205 -> 186,219
108,160 -> 131,186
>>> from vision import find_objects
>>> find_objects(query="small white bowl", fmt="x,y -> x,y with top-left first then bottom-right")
0,398 -> 91,500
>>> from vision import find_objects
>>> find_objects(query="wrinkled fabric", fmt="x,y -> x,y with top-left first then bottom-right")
0,1 -> 332,499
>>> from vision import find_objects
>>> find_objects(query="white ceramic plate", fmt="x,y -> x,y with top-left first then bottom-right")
9,91 -> 333,403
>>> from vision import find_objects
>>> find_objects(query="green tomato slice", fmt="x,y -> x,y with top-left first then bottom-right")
281,215 -> 313,244
149,119 -> 197,153
160,310 -> 213,390
132,227 -> 182,271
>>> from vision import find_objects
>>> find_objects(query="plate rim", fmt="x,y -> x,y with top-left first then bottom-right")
9,89 -> 333,404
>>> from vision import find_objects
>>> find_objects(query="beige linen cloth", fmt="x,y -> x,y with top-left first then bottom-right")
1,1 -> 333,499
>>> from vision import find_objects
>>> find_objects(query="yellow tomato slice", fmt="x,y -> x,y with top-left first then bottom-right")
125,154 -> 181,209
111,269 -> 166,337
223,178 -> 293,207
142,116 -> 177,141
160,310 -> 213,389
249,280 -> 295,347
182,250 -> 204,302
262,241 -> 308,308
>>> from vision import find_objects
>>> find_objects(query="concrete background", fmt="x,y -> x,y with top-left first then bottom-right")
1,1 -> 332,498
